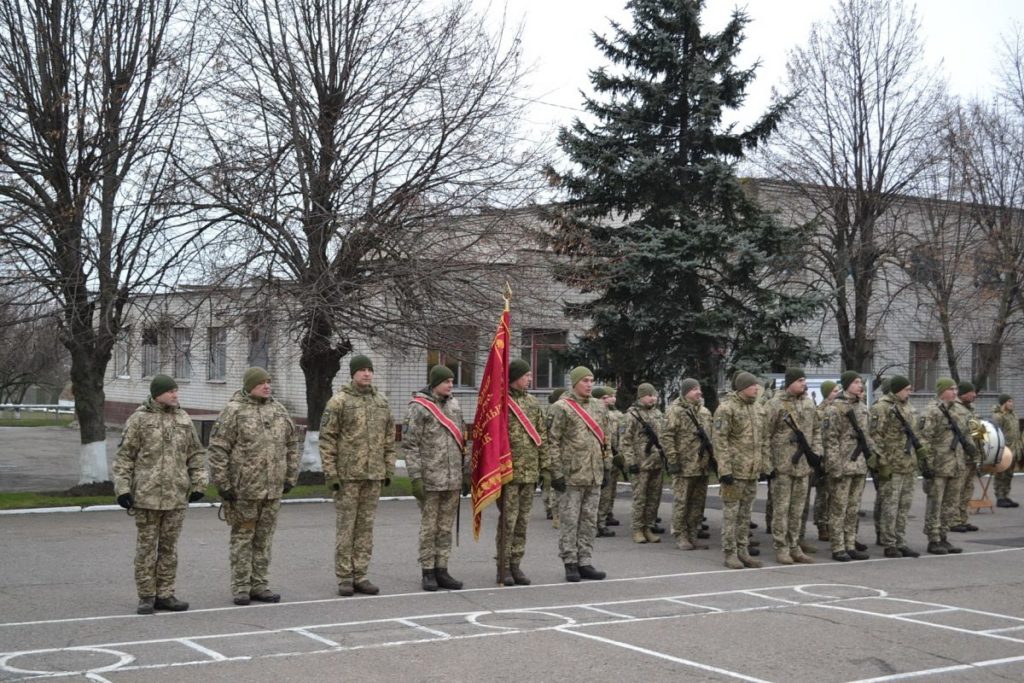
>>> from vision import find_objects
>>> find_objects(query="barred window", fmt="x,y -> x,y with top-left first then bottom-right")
972,343 -> 1000,392
910,341 -> 939,391
141,327 -> 160,377
521,329 -> 568,389
172,327 -> 193,380
427,326 -> 478,388
208,327 -> 227,381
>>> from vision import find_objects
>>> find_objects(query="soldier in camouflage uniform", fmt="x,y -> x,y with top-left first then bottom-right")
621,383 -> 665,544
919,378 -> 973,554
869,375 -> 922,558
113,375 -> 207,615
993,394 -> 1021,507
209,367 -> 300,605
803,380 -> 839,544
319,355 -> 396,597
762,369 -> 820,565
548,366 -> 610,582
950,382 -> 980,532
714,372 -> 767,570
663,378 -> 712,551
823,371 -> 876,562
404,365 -> 468,591
497,359 -> 550,586
595,387 -> 624,535
542,387 -> 567,525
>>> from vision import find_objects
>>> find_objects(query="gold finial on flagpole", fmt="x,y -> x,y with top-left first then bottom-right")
503,282 -> 512,310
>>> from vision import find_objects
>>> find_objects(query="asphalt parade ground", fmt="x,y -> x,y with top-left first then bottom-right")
2,482 -> 1024,683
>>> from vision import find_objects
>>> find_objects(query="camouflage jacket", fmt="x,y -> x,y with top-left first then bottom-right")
605,407 -> 623,460
508,389 -> 550,484
992,405 -> 1022,459
547,392 -> 609,486
713,392 -> 767,481
621,403 -> 666,471
823,393 -> 875,478
319,383 -> 396,483
869,394 -> 919,474
763,391 -> 822,477
208,391 -> 300,499
402,390 -> 466,491
113,398 -> 207,510
918,399 -> 968,478
663,397 -> 713,477
951,399 -> 979,466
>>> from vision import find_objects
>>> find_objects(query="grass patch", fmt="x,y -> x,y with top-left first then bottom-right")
0,411 -> 74,428
0,477 -> 415,510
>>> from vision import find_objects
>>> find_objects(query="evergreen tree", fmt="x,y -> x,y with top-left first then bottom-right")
548,0 -> 823,408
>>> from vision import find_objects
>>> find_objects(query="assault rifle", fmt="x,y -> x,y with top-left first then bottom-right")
890,404 -> 922,454
684,407 -> 718,474
782,411 -> 825,478
844,407 -> 872,462
632,410 -> 668,471
938,403 -> 975,456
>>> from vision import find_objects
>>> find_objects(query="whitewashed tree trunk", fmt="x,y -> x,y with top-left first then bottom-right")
78,441 -> 109,484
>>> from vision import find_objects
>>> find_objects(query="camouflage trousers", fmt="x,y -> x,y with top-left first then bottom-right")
598,467 -> 619,521
334,480 -> 382,583
558,485 -> 599,565
496,482 -> 534,566
417,490 -> 460,569
827,475 -> 866,553
995,462 -> 1016,499
720,478 -> 757,557
671,474 -> 708,542
924,475 -> 959,541
953,462 -> 977,525
225,498 -> 281,595
133,507 -> 186,599
771,474 -> 809,552
800,475 -> 829,540
877,472 -> 915,548
631,468 -> 663,532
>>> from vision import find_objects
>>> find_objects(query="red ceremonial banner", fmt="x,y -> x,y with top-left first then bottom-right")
470,305 -> 513,540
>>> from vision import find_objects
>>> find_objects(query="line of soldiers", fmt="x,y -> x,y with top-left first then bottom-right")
112,357 -> 1022,614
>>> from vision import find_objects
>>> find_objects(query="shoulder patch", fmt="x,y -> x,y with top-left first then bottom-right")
320,408 -> 333,429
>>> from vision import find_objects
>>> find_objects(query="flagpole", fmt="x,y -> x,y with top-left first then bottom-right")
496,284 -> 512,586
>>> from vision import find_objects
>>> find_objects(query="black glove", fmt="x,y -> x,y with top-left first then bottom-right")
188,491 -> 204,503
760,470 -> 776,482
921,467 -> 935,480
117,493 -> 133,510
282,483 -> 293,494
461,474 -> 471,497
601,470 -> 610,488
719,474 -> 736,486
628,464 -> 640,475
667,463 -> 682,475
551,477 -> 567,493
384,476 -> 391,487
219,488 -> 238,503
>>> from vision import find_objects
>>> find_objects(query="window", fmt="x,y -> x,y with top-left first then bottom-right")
112,332 -> 130,378
141,327 -> 160,377
208,327 -> 227,381
427,327 -> 478,388
172,327 -> 193,380
521,329 -> 568,389
972,343 -> 1000,392
910,341 -> 939,391
247,323 -> 269,369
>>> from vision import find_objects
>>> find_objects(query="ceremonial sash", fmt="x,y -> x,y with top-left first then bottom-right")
509,397 -> 542,446
411,396 -> 465,448
564,398 -> 605,445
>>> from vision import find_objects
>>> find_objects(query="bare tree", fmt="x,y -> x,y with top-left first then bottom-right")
760,0 -> 945,372
0,0 -> 213,482
195,0 -> 544,465
0,285 -> 68,403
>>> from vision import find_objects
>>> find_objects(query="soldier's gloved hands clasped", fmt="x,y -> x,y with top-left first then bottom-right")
551,477 -> 566,493
188,491 -> 204,503
117,493 -> 133,510
628,464 -> 640,475
219,488 -> 238,503
384,476 -> 391,487
461,474 -> 471,497
719,474 -> 736,486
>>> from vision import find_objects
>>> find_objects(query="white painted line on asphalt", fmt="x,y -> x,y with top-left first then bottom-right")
811,604 -> 1024,646
663,598 -> 724,612
557,627 -> 773,683
290,628 -> 340,648
395,618 -> 452,639
741,590 -> 801,605
84,673 -> 115,683
178,638 -> 232,662
887,607 -> 957,618
848,654 -> 1024,682
980,624 -> 1024,634
579,605 -> 634,619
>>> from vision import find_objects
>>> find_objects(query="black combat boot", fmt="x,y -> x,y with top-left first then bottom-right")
497,567 -> 515,586
926,541 -> 948,555
578,564 -> 606,580
605,514 -> 620,526
154,595 -> 189,611
510,564 -> 531,585
250,589 -> 280,603
899,546 -> 920,558
564,563 -> 581,582
137,596 -> 156,615
435,567 -> 463,590
422,568 -> 438,592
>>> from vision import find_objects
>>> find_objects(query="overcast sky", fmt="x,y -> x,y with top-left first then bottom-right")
496,0 -> 1022,146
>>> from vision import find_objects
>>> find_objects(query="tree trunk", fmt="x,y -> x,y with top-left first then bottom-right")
69,346 -> 110,484
298,312 -> 350,471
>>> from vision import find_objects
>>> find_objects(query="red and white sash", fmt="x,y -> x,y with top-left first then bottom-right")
509,397 -> 542,446
564,398 -> 605,445
411,396 -> 465,448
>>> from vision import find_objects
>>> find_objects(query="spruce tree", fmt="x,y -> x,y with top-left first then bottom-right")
549,0 -> 822,407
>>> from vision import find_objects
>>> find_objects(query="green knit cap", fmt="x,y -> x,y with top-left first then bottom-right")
732,371 -> 757,392
592,386 -> 610,399
840,370 -> 861,390
149,374 -> 178,398
569,366 -> 593,387
243,367 -> 271,393
349,354 -> 373,376
889,375 -> 910,394
998,393 -> 1013,406
509,358 -> 530,383
637,382 -> 657,398
679,378 -> 700,397
820,380 -> 836,398
935,377 -> 956,395
428,364 -> 455,388
784,368 -> 806,388
548,387 -> 566,404
957,380 -> 976,395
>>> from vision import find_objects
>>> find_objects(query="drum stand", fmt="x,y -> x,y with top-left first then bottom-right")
970,471 -> 996,514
